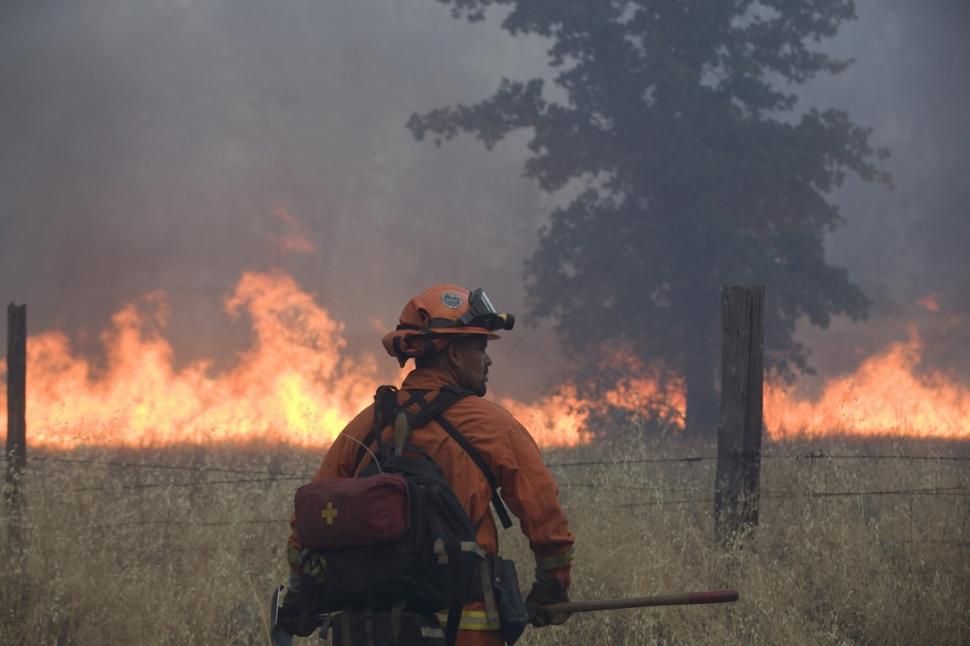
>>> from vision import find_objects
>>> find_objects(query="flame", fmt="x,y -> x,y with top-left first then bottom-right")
498,375 -> 686,446
0,271 -> 382,449
766,328 -> 970,438
1,272 -> 968,449
918,294 -> 941,312
504,329 -> 970,442
498,385 -> 591,447
0,271 -> 590,449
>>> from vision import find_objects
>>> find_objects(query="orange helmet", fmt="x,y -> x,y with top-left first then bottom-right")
382,284 -> 515,366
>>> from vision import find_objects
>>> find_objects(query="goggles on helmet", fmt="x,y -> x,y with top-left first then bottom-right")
454,288 -> 515,331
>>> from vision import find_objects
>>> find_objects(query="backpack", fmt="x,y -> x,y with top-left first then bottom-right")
293,385 -> 514,645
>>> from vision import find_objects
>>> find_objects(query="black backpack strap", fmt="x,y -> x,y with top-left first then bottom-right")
444,604 -> 462,646
433,411 -> 514,530
406,387 -> 460,428
409,386 -> 513,529
354,386 -> 428,468
372,386 -> 396,455
355,385 -> 514,529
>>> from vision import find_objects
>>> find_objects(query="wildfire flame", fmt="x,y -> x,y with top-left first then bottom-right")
918,294 -> 941,313
1,273 -> 968,449
1,272 -> 382,449
765,328 -> 970,438
500,377 -> 687,444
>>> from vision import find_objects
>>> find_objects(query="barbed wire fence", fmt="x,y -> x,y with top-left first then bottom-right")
11,449 -> 970,473
2,448 -> 966,548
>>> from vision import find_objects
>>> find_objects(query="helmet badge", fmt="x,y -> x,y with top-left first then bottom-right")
441,292 -> 463,309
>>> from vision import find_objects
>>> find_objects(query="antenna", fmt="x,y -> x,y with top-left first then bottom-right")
337,433 -> 382,473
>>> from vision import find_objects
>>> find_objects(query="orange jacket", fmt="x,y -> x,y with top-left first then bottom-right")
288,368 -> 575,642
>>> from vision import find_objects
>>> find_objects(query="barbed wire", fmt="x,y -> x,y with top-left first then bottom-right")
25,454 -> 306,477
614,497 -> 715,507
761,452 -> 970,462
559,482 -> 706,494
614,486 -> 970,508
79,518 -> 291,530
44,474 -> 704,496
11,450 -> 970,482
762,486 -> 970,499
4,485 -> 967,533
23,474 -> 964,497
546,453 -> 970,468
65,475 -> 305,493
29,484 -> 967,519
547,456 -> 713,467
7,442 -> 968,541
11,451 -> 970,506
762,539 -> 970,549
16,513 -> 970,550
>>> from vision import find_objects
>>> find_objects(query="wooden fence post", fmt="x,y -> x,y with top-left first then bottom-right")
714,287 -> 764,545
4,304 -> 28,642
5,303 -> 27,544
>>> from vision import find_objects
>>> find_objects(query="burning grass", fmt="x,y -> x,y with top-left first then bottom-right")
6,270 -> 970,453
1,434 -> 968,645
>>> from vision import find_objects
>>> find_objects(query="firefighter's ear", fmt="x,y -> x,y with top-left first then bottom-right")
445,340 -> 464,370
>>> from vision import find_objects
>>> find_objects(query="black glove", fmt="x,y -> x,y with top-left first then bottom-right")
525,569 -> 571,627
275,574 -> 319,637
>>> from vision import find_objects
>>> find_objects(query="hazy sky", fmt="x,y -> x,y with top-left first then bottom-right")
1,0 -> 967,398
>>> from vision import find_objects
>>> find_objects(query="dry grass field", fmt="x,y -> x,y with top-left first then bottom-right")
1,433 -> 968,645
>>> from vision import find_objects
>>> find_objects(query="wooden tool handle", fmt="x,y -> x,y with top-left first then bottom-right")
542,589 -> 739,614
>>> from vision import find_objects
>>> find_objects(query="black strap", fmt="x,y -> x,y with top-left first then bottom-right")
354,387 -> 427,467
355,385 -> 513,529
373,385 -> 399,457
444,604 -> 461,646
433,411 -> 513,530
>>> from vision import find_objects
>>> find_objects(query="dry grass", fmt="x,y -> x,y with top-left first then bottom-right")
1,434 -> 968,645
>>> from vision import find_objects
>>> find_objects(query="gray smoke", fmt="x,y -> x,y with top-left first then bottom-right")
793,0 -> 970,390
1,0 -> 967,401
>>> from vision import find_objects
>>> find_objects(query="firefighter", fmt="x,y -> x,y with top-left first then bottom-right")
285,284 -> 575,645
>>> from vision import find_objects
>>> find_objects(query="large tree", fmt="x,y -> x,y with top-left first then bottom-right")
409,0 -> 889,434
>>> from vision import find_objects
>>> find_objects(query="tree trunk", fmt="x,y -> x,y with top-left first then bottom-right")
684,298 -> 719,437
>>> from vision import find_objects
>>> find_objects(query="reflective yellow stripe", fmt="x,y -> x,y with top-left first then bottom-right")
536,547 -> 575,570
434,609 -> 501,631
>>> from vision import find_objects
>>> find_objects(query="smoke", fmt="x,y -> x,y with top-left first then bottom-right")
0,0 -> 967,401
791,0 -> 970,389
0,0 -> 561,398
